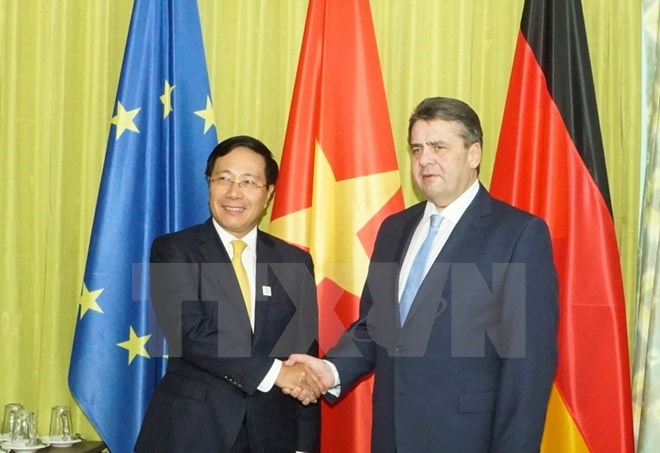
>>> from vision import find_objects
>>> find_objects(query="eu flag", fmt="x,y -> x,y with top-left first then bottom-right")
68,1 -> 218,451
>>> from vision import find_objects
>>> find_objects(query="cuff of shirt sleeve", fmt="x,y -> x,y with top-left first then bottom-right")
324,359 -> 341,397
257,359 -> 282,392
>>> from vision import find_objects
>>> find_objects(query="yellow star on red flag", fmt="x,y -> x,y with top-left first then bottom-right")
269,142 -> 400,296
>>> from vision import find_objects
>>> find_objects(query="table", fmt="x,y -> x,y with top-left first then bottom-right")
42,441 -> 106,453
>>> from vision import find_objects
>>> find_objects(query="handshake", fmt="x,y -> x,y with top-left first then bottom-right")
274,354 -> 336,405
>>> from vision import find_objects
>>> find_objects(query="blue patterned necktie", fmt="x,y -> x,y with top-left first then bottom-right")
399,214 -> 443,325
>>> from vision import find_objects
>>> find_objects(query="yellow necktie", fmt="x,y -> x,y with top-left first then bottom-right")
231,240 -> 251,319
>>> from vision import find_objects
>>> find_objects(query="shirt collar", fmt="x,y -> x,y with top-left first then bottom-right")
423,179 -> 480,225
212,218 -> 258,255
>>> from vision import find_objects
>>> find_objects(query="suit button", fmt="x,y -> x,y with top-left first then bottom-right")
395,345 -> 403,353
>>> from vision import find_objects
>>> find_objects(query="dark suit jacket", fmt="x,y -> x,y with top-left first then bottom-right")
135,219 -> 320,453
327,185 -> 558,453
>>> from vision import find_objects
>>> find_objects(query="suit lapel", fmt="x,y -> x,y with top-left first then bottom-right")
196,219 -> 253,333
396,205 -> 425,267
436,184 -> 492,262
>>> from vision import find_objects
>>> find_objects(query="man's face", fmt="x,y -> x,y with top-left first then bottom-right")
208,146 -> 274,238
409,119 -> 481,209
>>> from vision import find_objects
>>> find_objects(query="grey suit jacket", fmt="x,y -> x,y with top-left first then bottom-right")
327,184 -> 558,453
135,218 -> 320,452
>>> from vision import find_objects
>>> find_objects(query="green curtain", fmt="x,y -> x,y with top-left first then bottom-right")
633,0 -> 660,451
0,0 -> 640,441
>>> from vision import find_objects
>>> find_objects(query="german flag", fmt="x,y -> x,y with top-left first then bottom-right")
490,0 -> 634,451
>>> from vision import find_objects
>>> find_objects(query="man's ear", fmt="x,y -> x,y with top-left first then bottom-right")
468,142 -> 482,169
266,185 -> 275,207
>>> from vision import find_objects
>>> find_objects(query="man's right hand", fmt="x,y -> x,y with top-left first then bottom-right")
283,354 -> 336,404
274,362 -> 324,405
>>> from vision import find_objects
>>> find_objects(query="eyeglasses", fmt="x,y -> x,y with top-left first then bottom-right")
207,175 -> 268,192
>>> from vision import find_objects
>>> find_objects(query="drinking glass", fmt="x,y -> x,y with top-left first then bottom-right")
10,409 -> 37,446
1,403 -> 23,438
48,406 -> 73,441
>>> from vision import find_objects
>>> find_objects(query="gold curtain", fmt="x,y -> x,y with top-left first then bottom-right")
0,0 -> 640,441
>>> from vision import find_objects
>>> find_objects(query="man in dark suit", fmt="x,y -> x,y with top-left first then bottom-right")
136,136 -> 321,452
287,97 -> 558,452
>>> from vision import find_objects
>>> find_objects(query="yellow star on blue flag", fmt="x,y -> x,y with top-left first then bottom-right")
79,283 -> 104,319
160,80 -> 175,118
194,96 -> 216,133
117,326 -> 152,365
110,101 -> 140,139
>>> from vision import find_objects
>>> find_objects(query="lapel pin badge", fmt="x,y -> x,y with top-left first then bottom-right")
262,286 -> 272,296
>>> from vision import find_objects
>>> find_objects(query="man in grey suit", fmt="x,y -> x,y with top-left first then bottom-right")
136,136 -> 321,452
287,97 -> 558,452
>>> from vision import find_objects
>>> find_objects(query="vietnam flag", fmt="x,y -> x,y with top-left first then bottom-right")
269,0 -> 404,451
490,0 -> 634,452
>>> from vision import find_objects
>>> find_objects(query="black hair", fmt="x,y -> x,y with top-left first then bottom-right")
408,97 -> 483,148
205,135 -> 279,186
